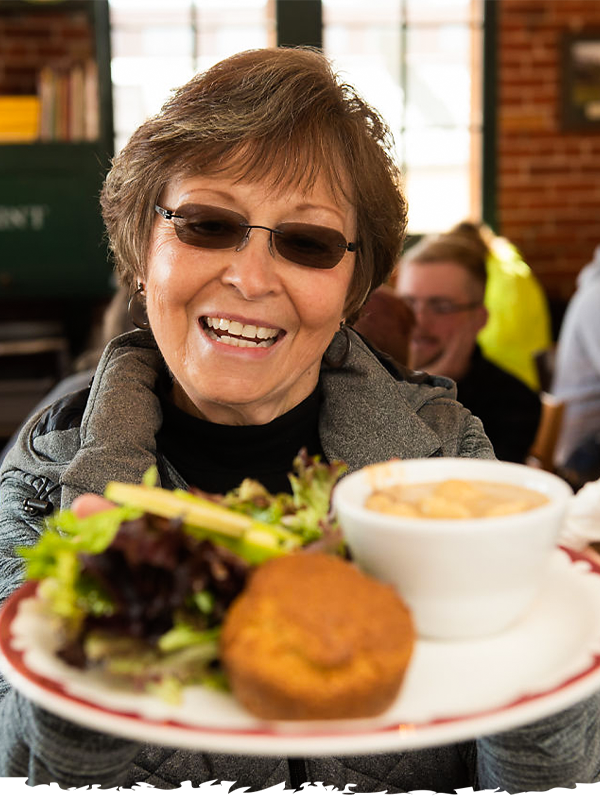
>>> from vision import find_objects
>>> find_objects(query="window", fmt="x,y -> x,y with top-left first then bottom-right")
108,0 -> 484,233
323,0 -> 484,233
108,0 -> 275,153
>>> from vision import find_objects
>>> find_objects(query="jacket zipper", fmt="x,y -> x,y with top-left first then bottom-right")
288,757 -> 308,790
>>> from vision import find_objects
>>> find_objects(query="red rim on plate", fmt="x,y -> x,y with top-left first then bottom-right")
1,546 -> 600,755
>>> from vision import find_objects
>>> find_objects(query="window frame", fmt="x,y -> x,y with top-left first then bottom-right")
276,0 -> 494,235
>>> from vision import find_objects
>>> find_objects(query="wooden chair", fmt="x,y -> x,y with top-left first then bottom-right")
526,392 -> 565,473
0,322 -> 71,442
533,347 -> 557,394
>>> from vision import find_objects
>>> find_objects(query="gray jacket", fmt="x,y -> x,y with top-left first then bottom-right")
1,329 -> 599,792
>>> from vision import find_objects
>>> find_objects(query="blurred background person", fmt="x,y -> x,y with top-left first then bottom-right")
552,244 -> 600,489
449,221 -> 553,392
395,232 -> 541,463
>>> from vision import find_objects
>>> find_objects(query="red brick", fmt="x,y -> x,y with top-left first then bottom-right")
496,0 -> 600,303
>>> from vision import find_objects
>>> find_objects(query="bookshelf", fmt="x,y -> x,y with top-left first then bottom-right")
0,0 -> 114,301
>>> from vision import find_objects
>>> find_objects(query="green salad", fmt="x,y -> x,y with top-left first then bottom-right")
18,451 -> 347,703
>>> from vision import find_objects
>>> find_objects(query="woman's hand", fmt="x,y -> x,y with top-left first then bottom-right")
419,324 -> 478,382
583,545 -> 600,568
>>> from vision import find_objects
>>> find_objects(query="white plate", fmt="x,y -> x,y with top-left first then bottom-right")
2,547 -> 600,756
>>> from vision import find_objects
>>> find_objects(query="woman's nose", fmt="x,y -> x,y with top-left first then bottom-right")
222,228 -> 282,299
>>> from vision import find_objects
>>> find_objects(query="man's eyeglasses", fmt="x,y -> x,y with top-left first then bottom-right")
400,296 -> 482,316
155,203 -> 357,270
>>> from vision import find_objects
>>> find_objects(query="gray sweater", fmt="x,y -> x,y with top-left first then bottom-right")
1,328 -> 599,792
553,246 -> 600,465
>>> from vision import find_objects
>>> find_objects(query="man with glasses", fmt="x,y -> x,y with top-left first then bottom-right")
394,232 -> 541,463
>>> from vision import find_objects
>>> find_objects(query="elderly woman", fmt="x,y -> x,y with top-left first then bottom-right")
1,47 -> 599,792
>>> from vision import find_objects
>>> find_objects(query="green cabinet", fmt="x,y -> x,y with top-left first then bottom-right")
0,0 -> 114,301
0,142 -> 113,298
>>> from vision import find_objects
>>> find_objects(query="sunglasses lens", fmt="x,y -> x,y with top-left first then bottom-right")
275,223 -> 347,269
173,205 -> 245,249
165,205 -> 352,269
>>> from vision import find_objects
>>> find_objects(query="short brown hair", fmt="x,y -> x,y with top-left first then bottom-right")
400,232 -> 488,298
100,47 -> 407,322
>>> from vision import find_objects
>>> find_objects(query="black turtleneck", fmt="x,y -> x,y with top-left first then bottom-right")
156,383 -> 325,495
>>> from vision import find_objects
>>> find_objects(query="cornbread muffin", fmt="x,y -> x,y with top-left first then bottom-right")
220,551 -> 415,720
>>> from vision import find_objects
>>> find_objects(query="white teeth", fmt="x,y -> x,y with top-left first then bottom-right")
204,317 -> 279,341
228,320 -> 244,335
206,330 -> 271,348
204,317 -> 278,348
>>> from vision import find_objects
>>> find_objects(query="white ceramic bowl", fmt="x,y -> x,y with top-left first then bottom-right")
332,458 -> 573,640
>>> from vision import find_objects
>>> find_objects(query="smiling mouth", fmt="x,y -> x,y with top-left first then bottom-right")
202,317 -> 282,348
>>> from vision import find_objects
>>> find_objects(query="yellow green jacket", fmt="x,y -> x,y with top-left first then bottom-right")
477,238 -> 552,391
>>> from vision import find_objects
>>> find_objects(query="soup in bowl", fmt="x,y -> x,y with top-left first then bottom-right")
332,458 -> 573,639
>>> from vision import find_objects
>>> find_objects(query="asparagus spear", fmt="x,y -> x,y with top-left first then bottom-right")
104,481 -> 304,562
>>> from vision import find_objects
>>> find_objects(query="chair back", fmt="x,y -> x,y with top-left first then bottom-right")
526,392 -> 565,472
533,346 -> 557,393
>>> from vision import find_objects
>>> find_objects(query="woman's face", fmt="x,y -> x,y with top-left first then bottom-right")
143,171 -> 356,425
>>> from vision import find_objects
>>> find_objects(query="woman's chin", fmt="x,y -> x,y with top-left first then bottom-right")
172,380 -> 284,425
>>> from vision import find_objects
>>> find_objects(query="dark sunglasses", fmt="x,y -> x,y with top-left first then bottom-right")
155,203 -> 357,270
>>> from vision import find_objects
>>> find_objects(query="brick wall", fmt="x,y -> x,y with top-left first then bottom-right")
497,0 -> 600,308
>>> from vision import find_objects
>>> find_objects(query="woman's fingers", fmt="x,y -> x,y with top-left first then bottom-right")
71,493 -> 116,518
583,545 -> 600,568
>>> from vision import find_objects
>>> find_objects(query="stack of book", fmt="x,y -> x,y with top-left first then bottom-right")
0,61 -> 99,143
38,60 -> 99,142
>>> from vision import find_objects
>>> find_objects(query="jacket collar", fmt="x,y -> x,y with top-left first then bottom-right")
319,329 -> 452,471
60,327 -> 454,500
